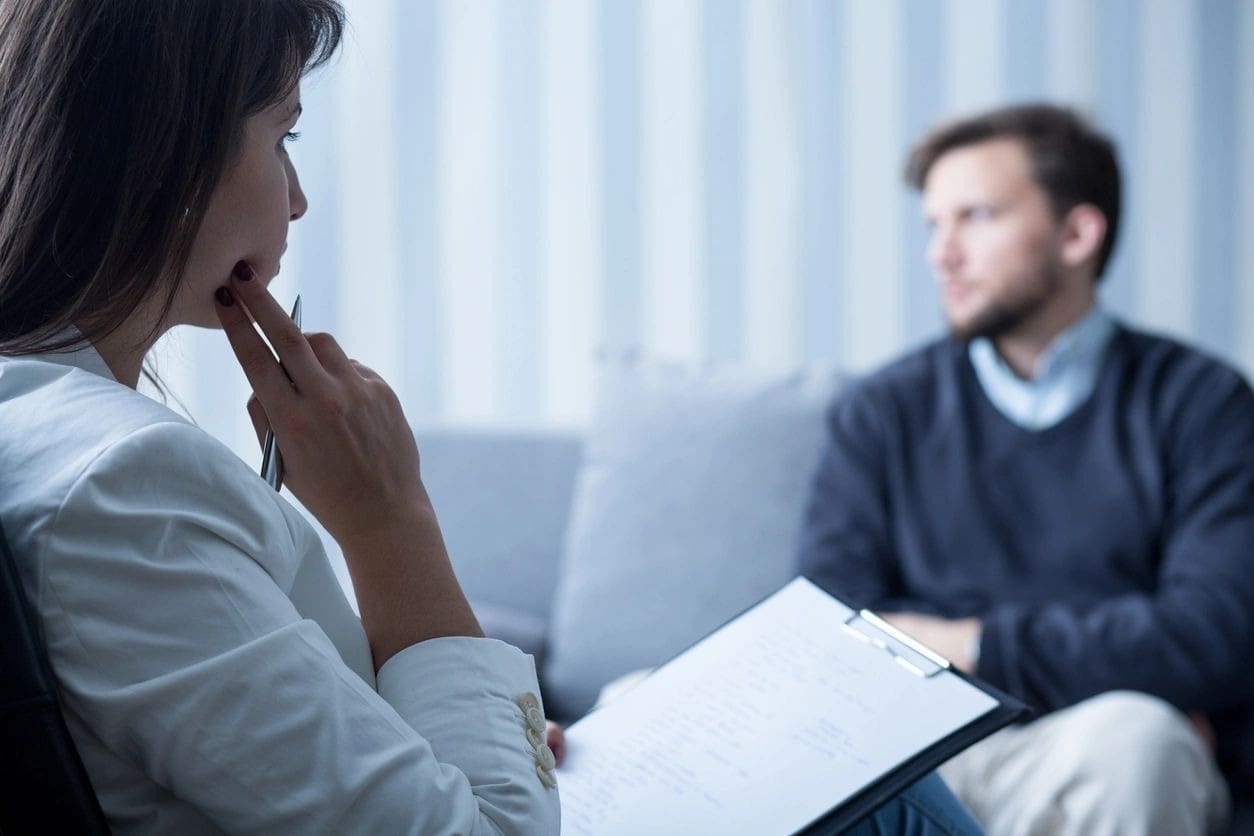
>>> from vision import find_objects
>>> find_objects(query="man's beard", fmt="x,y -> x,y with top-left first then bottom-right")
950,301 -> 1031,341
947,260 -> 1062,341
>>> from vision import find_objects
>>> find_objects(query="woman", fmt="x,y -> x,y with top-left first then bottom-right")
0,1 -> 559,832
0,1 -> 981,834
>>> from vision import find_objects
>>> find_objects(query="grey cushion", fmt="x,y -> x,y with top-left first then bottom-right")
416,427 -> 581,625
414,427 -> 581,663
543,359 -> 844,718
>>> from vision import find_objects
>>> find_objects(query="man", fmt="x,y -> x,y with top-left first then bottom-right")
798,104 -> 1253,836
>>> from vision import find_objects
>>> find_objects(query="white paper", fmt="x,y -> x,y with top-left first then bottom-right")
557,578 -> 998,835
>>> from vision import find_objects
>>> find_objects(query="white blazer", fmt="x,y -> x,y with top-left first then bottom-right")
0,342 -> 560,835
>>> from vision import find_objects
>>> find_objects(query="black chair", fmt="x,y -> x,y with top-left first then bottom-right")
0,517 -> 110,835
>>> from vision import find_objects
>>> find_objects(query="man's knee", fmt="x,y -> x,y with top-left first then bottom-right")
1053,691 -> 1208,790
1065,690 -> 1193,748
945,692 -> 1226,835
1042,691 -> 1229,834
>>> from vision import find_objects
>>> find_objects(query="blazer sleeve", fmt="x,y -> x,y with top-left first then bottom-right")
38,421 -> 560,835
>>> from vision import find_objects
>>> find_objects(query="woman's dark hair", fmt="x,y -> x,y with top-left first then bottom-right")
0,0 -> 344,355
904,103 -> 1122,280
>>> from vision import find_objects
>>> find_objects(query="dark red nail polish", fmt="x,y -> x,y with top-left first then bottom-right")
232,260 -> 255,281
215,286 -> 234,307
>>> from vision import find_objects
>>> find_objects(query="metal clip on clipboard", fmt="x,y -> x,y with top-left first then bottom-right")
840,609 -> 952,678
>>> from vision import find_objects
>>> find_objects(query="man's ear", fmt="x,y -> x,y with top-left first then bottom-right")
1059,203 -> 1107,270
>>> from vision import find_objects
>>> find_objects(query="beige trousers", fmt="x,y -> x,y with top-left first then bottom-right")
939,691 -> 1232,836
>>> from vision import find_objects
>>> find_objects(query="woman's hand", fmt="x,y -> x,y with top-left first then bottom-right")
214,263 -> 482,668
214,263 -> 422,546
546,722 -> 566,768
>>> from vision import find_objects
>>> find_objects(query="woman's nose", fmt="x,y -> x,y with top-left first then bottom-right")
287,159 -> 308,221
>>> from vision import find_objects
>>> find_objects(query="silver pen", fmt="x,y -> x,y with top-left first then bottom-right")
260,295 -> 302,491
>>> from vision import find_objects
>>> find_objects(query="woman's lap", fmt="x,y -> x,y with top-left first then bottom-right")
840,772 -> 982,836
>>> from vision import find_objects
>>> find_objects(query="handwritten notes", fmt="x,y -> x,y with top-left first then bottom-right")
558,578 -> 997,835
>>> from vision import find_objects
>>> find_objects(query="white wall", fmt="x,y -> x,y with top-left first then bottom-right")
155,0 -> 1254,467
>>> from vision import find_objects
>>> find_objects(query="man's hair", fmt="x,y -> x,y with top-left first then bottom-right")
904,103 -> 1122,280
0,0 -> 345,356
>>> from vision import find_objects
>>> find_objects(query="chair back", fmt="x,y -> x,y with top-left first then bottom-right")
0,517 -> 110,834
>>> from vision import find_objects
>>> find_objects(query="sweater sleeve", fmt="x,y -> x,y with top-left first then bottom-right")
976,365 -> 1254,715
796,387 -> 935,614
41,421 -> 561,835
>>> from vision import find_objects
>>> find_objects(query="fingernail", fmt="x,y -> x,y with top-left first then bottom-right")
232,260 -> 255,281
215,286 -> 234,307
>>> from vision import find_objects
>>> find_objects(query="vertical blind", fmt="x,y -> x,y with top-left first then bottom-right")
156,0 -> 1254,466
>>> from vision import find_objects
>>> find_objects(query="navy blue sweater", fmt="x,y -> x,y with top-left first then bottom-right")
798,324 -> 1254,796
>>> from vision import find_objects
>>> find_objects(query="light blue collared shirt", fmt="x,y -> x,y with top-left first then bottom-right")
968,307 -> 1116,430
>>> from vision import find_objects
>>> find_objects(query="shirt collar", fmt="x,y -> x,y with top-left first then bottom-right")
968,307 -> 1115,430
23,327 -> 118,383
1030,306 -> 1114,381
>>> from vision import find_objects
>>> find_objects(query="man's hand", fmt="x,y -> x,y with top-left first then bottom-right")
879,612 -> 982,673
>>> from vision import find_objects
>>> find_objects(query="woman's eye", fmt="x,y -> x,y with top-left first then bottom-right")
280,131 -> 301,149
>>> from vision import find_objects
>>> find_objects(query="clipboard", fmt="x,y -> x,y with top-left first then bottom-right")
556,578 -> 1031,835
801,610 -> 1030,834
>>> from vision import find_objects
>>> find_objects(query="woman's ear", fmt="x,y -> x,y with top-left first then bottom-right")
1059,203 -> 1107,271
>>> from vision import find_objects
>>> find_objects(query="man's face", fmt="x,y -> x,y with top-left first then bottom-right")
922,138 -> 1066,340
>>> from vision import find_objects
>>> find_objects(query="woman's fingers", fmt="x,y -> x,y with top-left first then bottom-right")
228,261 -> 323,385
350,359 -> 383,381
306,331 -> 353,374
546,721 -> 566,768
215,285 -> 300,408
218,276 -> 429,560
245,395 -> 270,449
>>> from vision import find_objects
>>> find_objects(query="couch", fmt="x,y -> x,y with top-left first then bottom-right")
417,360 -> 843,721
407,359 -> 1252,832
